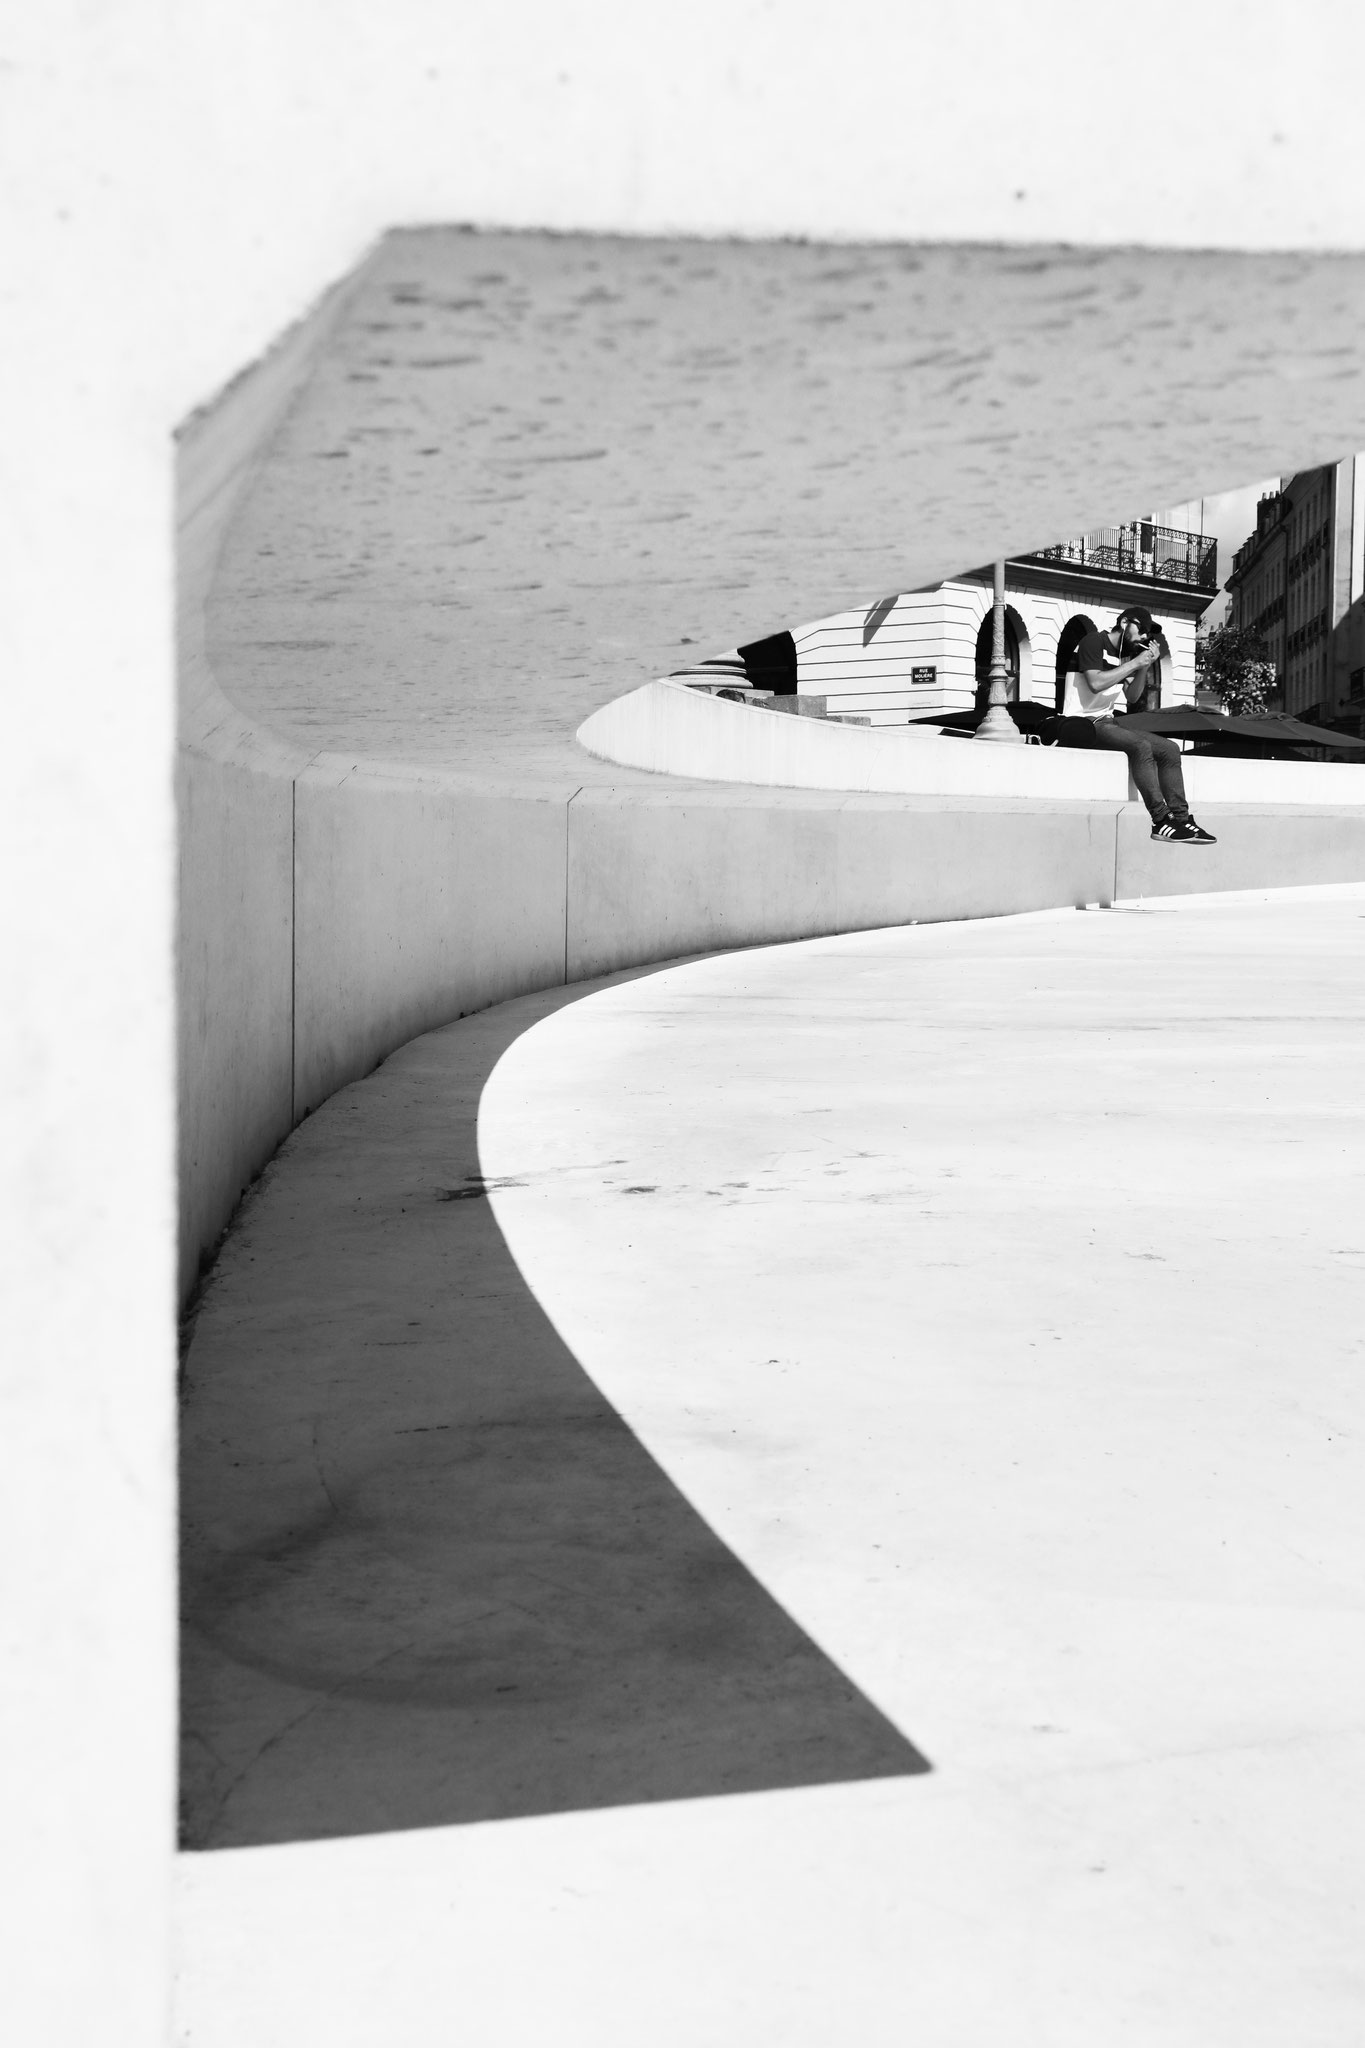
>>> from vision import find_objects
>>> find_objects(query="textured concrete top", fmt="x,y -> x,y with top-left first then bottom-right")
207,228 -> 1365,788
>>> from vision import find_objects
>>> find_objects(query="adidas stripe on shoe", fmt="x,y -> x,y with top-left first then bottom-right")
1151,816 -> 1216,843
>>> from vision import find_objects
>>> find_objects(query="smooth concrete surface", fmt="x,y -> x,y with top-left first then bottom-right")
1183,754 -> 1365,807
176,884 -> 1365,2046
291,761 -> 572,1116
580,679 -> 1365,807
564,788 -> 1123,981
178,750 -> 296,1268
1114,803 -> 1365,902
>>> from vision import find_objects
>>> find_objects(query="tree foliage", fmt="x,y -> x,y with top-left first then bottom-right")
1195,620 -> 1278,714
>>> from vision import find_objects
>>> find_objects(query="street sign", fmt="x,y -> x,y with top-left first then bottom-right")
911,665 -> 937,685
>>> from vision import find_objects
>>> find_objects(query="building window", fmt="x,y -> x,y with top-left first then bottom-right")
974,605 -> 1024,706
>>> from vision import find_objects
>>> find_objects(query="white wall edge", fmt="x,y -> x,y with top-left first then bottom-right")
578,679 -> 1365,808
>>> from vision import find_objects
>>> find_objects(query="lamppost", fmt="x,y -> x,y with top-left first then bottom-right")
975,558 -> 1022,743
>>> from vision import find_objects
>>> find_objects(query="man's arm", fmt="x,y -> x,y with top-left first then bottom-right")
1080,643 -> 1161,703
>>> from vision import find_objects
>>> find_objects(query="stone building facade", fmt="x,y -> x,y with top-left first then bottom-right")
773,525 -> 1216,725
1226,455 -> 1365,728
1225,488 -> 1289,678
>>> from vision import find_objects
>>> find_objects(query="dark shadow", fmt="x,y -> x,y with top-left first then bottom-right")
737,629 -> 798,693
862,593 -> 898,645
1054,612 -> 1096,714
180,964 -> 928,1851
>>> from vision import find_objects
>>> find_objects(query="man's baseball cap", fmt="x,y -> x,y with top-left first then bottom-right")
1116,604 -> 1158,636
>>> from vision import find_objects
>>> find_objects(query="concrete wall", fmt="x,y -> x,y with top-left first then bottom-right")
565,787 -> 1127,979
180,460 -> 582,1286
178,283 -> 348,1296
291,761 -> 572,1117
178,276 -> 579,1289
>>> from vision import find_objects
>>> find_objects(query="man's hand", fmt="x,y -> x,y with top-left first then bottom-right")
1121,642 -> 1161,705
1118,642 -> 1161,682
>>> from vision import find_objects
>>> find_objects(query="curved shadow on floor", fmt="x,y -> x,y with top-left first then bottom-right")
180,962 -> 928,1850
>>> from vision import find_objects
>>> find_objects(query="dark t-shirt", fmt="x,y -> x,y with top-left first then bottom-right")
1075,628 -> 1119,677
1072,627 -> 1127,718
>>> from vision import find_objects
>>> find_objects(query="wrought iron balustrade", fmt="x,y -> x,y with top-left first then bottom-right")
1020,522 -> 1218,593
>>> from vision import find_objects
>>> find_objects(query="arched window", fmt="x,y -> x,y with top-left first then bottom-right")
974,604 -> 1027,709
1054,614 -> 1096,713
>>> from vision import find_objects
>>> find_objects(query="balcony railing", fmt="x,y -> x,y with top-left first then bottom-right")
1020,522 -> 1218,593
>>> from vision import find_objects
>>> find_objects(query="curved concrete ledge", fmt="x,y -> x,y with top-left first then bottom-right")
578,677 -> 1365,808
577,680 -> 1128,798
178,278 -> 354,1299
1180,753 -> 1365,806
179,262 -> 577,1293
179,238 -> 1365,1302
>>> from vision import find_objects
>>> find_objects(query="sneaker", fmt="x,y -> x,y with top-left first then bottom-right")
1151,815 -> 1216,844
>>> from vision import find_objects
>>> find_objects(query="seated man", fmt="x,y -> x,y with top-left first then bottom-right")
1073,607 -> 1216,843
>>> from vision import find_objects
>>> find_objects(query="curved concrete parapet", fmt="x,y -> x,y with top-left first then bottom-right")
578,679 -> 1128,799
1180,754 -> 1365,806
579,677 -> 1365,808
179,268 -> 571,1296
179,230 -> 1365,1302
178,279 -> 351,1301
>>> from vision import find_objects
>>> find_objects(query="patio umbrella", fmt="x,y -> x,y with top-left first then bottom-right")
1123,709 -> 1365,755
1225,713 -> 1365,753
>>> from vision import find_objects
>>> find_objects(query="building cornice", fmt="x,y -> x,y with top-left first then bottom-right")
975,559 -> 1215,618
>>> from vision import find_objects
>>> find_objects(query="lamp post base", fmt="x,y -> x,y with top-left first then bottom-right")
975,702 -> 1023,743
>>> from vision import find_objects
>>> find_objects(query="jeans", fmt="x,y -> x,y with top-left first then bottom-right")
1088,718 -> 1190,822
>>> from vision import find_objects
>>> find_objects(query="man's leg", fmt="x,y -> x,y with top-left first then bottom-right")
1147,731 -> 1191,822
1088,721 -> 1169,820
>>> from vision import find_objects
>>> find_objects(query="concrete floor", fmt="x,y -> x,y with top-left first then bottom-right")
177,884 -> 1365,2045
